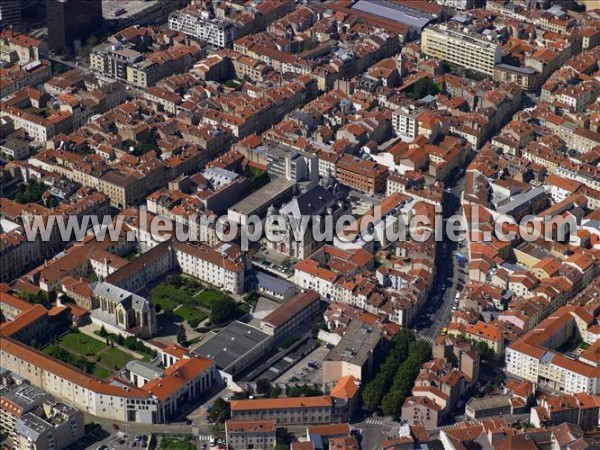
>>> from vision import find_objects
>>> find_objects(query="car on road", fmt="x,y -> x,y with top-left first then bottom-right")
441,327 -> 448,335
112,423 -> 119,430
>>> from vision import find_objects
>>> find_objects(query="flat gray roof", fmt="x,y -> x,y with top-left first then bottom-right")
466,394 -> 511,410
228,178 -> 294,216
325,320 -> 382,367
125,360 -> 164,380
193,321 -> 270,370
352,0 -> 437,30
256,271 -> 295,295
496,63 -> 537,75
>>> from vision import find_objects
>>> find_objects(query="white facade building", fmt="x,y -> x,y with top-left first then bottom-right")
168,10 -> 236,48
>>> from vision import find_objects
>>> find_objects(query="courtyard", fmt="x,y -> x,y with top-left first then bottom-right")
151,276 -> 246,329
43,330 -> 134,379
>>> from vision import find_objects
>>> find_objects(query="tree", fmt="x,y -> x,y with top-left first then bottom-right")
116,334 -> 125,345
270,385 -> 282,398
362,329 -> 415,411
209,398 -> 229,422
210,296 -> 237,324
14,180 -> 49,204
99,325 -> 108,337
475,341 -> 494,360
362,380 -> 385,411
256,378 -> 271,396
406,77 -> 440,100
243,291 -> 258,304
287,385 -> 322,397
210,423 -> 225,440
381,390 -> 403,417
167,275 -> 182,287
177,325 -> 188,346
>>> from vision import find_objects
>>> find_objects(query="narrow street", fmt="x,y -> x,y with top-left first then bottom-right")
416,173 -> 467,342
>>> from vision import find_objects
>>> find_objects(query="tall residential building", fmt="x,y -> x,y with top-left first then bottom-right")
46,0 -> 103,54
392,105 -> 424,141
0,0 -> 22,31
422,25 -> 502,76
168,9 -> 236,48
14,401 -> 84,450
266,146 -> 319,186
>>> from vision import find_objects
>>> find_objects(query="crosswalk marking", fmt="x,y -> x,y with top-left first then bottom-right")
417,335 -> 435,344
198,435 -> 213,442
365,418 -> 385,425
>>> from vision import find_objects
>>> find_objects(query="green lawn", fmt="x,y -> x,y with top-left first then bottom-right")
194,289 -> 232,309
175,304 -> 207,325
151,283 -> 198,311
59,332 -> 105,355
151,278 -> 217,327
99,347 -> 131,370
159,436 -> 196,450
43,331 -> 134,380
92,366 -> 110,379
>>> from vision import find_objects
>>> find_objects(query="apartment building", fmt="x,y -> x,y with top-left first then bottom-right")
0,61 -> 52,98
559,81 -> 600,113
531,392 -> 600,431
0,383 -> 48,442
172,241 -> 246,294
230,396 -> 334,426
294,245 -> 374,306
2,106 -> 56,142
463,321 -> 505,356
225,420 -> 277,450
14,401 -> 84,450
422,25 -> 501,76
168,10 -> 236,48
335,155 -> 389,195
267,146 -> 319,185
392,105 -> 423,141
260,290 -> 321,341
91,43 -> 199,88
322,319 -> 383,383
493,64 -> 539,91
506,306 -> 600,394
0,30 -> 47,64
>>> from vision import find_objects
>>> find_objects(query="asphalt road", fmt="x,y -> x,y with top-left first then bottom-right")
414,174 -> 467,342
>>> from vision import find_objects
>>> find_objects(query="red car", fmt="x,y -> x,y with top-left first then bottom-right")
112,423 -> 120,430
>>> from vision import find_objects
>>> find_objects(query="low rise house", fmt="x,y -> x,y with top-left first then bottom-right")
225,420 -> 277,450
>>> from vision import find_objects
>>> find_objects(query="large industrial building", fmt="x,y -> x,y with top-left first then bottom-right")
193,321 -> 272,377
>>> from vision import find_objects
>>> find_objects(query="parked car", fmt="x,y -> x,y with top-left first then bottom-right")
112,423 -> 119,430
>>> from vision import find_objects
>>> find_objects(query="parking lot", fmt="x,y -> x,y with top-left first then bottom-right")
97,432 -> 149,449
275,344 -> 329,384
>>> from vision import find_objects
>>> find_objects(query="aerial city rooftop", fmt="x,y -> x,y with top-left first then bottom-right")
0,0 -> 599,449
